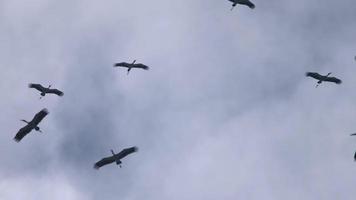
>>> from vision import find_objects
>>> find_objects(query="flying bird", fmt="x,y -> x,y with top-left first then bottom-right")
229,0 -> 255,10
349,134 -> 356,161
14,109 -> 49,142
94,146 -> 138,169
29,83 -> 64,98
114,60 -> 149,75
305,72 -> 342,87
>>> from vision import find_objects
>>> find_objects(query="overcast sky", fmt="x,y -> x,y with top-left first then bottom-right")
1,0 -> 356,199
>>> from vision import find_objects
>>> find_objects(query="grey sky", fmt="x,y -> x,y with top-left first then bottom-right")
1,0 -> 356,199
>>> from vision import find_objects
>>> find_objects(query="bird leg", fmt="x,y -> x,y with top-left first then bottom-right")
231,3 -> 236,10
127,68 -> 132,75
111,149 -> 115,155
132,60 -> 136,64
48,85 -> 51,89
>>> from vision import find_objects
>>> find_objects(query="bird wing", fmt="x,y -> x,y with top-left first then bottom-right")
240,0 -> 255,8
94,156 -> 115,169
324,76 -> 342,84
116,146 -> 138,159
114,62 -> 131,68
133,64 -> 149,70
28,83 -> 46,92
31,109 -> 49,126
14,124 -> 33,142
305,72 -> 323,80
47,88 -> 64,96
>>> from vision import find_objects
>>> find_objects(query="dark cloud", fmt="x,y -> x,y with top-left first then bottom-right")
1,0 -> 356,199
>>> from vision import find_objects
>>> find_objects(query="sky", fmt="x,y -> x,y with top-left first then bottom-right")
1,0 -> 356,199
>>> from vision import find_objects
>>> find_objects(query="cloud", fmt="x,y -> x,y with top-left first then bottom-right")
1,0 -> 356,199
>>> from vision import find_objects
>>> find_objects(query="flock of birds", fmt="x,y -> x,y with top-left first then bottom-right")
13,60 -> 149,169
10,0 -> 356,171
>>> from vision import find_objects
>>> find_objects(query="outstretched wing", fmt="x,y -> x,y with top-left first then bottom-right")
114,62 -> 131,68
31,109 -> 49,126
94,156 -> 115,169
28,83 -> 46,92
48,89 -> 64,96
324,76 -> 342,84
241,0 -> 255,9
133,64 -> 149,70
14,124 -> 32,142
305,72 -> 323,80
117,146 -> 138,159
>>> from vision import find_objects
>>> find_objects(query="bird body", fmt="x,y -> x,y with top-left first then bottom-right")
229,0 -> 255,9
14,109 -> 49,142
94,146 -> 138,169
114,60 -> 149,74
29,83 -> 64,98
305,72 -> 342,87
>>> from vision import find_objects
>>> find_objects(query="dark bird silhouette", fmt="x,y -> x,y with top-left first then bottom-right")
94,146 -> 138,169
114,60 -> 149,75
29,83 -> 64,98
350,134 -> 356,161
305,72 -> 342,87
14,109 -> 49,142
229,0 -> 255,10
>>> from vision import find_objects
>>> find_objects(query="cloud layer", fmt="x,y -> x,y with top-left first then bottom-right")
1,0 -> 356,199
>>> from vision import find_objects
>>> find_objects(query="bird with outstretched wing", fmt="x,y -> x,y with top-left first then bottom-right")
305,72 -> 342,87
94,146 -> 138,169
229,0 -> 255,10
114,60 -> 149,74
14,109 -> 49,142
29,83 -> 64,98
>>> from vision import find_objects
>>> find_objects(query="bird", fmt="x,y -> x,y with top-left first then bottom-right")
28,83 -> 64,98
14,108 -> 49,142
229,0 -> 255,10
349,134 -> 356,161
113,60 -> 149,75
94,146 -> 138,169
305,72 -> 342,87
